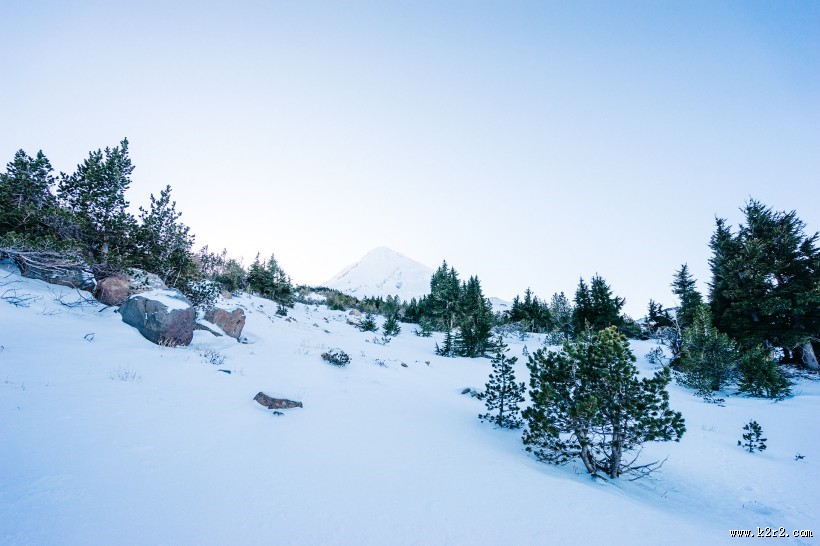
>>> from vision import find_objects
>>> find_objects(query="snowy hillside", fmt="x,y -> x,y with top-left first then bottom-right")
2,265 -> 819,545
324,246 -> 433,301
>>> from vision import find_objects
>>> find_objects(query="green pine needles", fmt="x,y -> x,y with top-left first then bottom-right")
523,327 -> 685,479
738,420 -> 767,453
478,336 -> 525,429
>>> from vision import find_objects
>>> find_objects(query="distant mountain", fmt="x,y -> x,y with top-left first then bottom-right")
323,247 -> 434,301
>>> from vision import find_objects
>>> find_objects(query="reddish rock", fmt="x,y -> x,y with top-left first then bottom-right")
254,392 -> 303,409
94,274 -> 130,306
205,307 -> 246,339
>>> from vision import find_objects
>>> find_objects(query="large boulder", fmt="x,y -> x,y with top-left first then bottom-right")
205,307 -> 246,340
93,268 -> 168,306
120,289 -> 195,346
94,274 -> 131,306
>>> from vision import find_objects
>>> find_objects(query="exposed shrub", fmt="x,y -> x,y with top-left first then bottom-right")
321,348 -> 350,367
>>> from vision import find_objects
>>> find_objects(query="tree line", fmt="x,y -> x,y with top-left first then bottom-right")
0,140 -> 295,312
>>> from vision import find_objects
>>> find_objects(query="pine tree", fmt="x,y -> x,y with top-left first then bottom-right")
738,420 -> 767,453
647,299 -> 674,331
679,305 -> 738,395
510,288 -> 553,332
247,252 -> 295,313
573,275 -> 625,332
133,185 -> 196,288
548,292 -> 574,338
415,317 -> 433,337
455,275 -> 494,357
523,326 -> 685,479
671,264 -> 703,329
57,138 -> 136,263
435,328 -> 455,357
423,260 -> 461,331
709,200 -> 820,370
383,314 -> 401,337
478,336 -> 525,428
0,149 -> 57,237
589,274 -> 625,330
572,277 -> 593,331
358,313 -> 378,332
737,345 -> 792,400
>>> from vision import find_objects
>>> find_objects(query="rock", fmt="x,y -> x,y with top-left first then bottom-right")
461,387 -> 479,397
218,369 -> 231,374
92,268 -> 168,306
349,309 -> 362,317
254,392 -> 303,409
401,362 -> 408,368
94,273 -> 130,306
204,307 -> 246,339
220,290 -> 232,299
120,289 -> 195,346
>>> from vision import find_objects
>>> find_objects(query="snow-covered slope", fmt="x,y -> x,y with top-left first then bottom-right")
2,265 -> 819,545
324,246 -> 433,301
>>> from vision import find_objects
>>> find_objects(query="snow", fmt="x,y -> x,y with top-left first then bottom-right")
1,267 -> 818,545
489,296 -> 512,312
130,289 -> 192,310
324,246 -> 434,301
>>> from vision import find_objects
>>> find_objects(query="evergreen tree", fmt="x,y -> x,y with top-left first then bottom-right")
423,260 -> 461,331
215,258 -> 247,292
523,327 -> 685,479
737,345 -> 791,400
0,149 -> 57,237
738,420 -> 767,453
589,274 -> 625,330
573,275 -> 625,332
548,292 -> 574,338
678,305 -> 738,395
247,252 -> 295,312
415,317 -> 433,337
709,200 -> 820,370
647,299 -> 674,331
435,328 -> 455,357
478,336 -> 525,428
57,138 -> 136,263
133,185 -> 196,288
509,288 -> 553,332
572,277 -> 593,331
671,264 -> 703,329
383,314 -> 401,337
358,312 -> 378,332
455,275 -> 494,357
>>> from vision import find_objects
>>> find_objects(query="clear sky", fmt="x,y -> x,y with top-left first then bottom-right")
2,1 -> 818,316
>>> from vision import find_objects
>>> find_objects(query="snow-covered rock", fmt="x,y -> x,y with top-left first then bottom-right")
324,246 -> 434,301
120,289 -> 195,346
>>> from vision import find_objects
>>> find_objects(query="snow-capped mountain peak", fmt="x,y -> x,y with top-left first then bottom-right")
323,246 -> 433,301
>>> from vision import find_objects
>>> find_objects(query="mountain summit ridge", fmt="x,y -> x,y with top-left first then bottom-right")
324,246 -> 434,301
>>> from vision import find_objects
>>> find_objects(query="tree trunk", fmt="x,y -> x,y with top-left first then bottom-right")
800,341 -> 819,371
576,431 -> 597,476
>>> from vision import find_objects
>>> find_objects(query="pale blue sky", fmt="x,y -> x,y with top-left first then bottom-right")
2,1 -> 818,316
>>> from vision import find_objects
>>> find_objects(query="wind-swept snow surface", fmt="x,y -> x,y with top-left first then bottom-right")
324,246 -> 433,301
1,265 -> 818,545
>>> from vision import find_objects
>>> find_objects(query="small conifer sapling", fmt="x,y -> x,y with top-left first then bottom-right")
738,420 -> 767,453
478,336 -> 525,428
